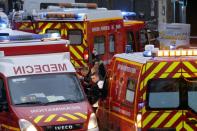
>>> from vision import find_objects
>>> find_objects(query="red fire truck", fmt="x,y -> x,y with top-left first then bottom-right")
12,3 -> 149,68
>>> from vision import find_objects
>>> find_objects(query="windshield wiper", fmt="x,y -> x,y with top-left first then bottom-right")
45,99 -> 82,105
15,101 -> 44,105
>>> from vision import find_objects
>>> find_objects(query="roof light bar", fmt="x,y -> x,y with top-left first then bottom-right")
157,49 -> 197,57
46,13 -> 78,19
58,3 -> 97,9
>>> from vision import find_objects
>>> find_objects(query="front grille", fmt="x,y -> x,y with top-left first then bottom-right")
148,128 -> 176,131
43,123 -> 83,131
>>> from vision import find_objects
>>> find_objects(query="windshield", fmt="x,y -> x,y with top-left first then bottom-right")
147,78 -> 197,112
8,74 -> 85,105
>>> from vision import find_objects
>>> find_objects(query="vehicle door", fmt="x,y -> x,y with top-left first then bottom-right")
182,60 -> 197,130
117,60 -> 141,131
141,61 -> 184,130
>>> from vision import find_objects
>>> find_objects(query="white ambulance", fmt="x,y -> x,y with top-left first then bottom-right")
0,33 -> 98,131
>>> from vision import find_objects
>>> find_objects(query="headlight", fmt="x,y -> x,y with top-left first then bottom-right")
19,119 -> 37,131
88,113 -> 98,129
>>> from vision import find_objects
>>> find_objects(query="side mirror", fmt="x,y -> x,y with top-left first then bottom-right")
0,101 -> 9,112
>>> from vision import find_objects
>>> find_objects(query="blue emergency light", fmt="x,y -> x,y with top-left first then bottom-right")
121,11 -> 136,17
0,33 -> 9,42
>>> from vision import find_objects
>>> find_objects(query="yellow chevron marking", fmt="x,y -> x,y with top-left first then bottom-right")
44,114 -> 57,122
145,62 -> 153,71
63,113 -> 79,120
34,115 -> 44,123
57,117 -> 67,122
142,92 -> 146,100
77,46 -> 84,53
144,62 -> 167,86
66,23 -> 74,29
184,122 -> 195,131
38,23 -> 44,28
141,106 -> 146,114
64,28 -> 67,36
151,112 -> 170,127
83,39 -> 88,47
142,66 -> 146,75
176,121 -> 183,131
55,23 -> 61,29
43,23 -> 54,33
165,62 -> 180,73
160,73 -> 169,78
183,61 -> 197,72
143,112 -> 158,127
164,112 -> 181,127
182,73 -> 191,77
75,23 -> 84,30
74,112 -> 87,119
19,23 -> 33,30
140,81 -> 144,91
70,57 -> 81,67
70,46 -> 83,59
173,73 -> 181,78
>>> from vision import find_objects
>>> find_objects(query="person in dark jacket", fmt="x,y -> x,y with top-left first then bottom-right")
77,67 -> 92,96
90,72 -> 104,112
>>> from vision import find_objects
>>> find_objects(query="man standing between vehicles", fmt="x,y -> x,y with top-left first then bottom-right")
90,72 -> 104,112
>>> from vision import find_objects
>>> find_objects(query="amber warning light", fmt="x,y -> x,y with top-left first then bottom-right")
157,49 -> 197,57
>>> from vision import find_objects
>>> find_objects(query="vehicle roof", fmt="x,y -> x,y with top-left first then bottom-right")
114,52 -> 152,64
0,28 -> 34,36
37,9 -> 123,21
114,52 -> 197,64
0,39 -> 69,47
0,52 -> 75,77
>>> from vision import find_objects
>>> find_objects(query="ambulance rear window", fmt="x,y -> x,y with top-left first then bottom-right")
147,78 -> 180,109
8,74 -> 85,105
68,30 -> 82,45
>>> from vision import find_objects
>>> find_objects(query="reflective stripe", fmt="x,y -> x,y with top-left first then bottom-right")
2,124 -> 20,131
44,114 -> 57,122
74,112 -> 87,119
57,117 -> 67,122
34,115 -> 44,123
63,113 -> 79,120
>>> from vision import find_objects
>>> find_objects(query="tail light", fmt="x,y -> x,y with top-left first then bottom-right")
83,49 -> 89,61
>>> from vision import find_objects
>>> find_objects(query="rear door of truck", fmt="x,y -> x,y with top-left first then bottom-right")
141,60 -> 184,131
182,60 -> 197,130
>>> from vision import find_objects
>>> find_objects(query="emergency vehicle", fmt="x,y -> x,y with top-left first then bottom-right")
0,33 -> 99,131
12,3 -> 149,68
97,47 -> 197,131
